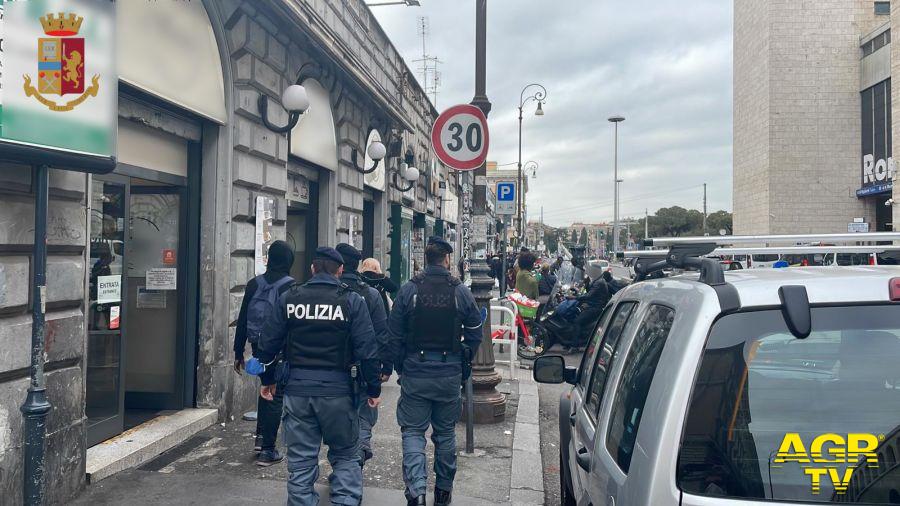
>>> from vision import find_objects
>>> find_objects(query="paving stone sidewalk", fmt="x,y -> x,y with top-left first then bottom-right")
73,370 -> 530,505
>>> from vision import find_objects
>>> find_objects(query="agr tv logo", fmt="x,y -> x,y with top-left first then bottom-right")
774,433 -> 884,495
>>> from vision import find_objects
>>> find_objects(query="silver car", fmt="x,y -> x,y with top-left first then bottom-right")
535,263 -> 900,505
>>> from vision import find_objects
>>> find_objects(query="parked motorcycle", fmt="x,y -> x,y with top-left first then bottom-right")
517,281 -> 591,359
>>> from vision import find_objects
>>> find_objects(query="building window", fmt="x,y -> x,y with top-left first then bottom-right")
875,1 -> 890,15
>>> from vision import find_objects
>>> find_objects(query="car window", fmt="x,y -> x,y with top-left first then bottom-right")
752,254 -> 780,263
606,304 -> 675,473
584,301 -> 638,421
836,253 -> 871,266
578,304 -> 614,389
677,305 -> 900,503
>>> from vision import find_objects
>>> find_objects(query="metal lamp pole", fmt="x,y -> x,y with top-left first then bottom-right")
468,0 -> 506,424
608,116 -> 624,253
517,84 -> 547,247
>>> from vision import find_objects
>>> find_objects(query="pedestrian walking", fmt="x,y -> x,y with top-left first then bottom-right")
255,247 -> 382,506
233,240 -> 294,466
388,237 -> 483,506
360,257 -> 398,315
336,243 -> 391,468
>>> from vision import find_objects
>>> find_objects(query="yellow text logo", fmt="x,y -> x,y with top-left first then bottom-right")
774,433 -> 883,494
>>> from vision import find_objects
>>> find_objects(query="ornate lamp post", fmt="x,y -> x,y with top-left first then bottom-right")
517,84 -> 547,247
468,0 -> 506,424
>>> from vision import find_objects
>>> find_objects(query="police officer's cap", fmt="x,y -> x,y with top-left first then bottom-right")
335,243 -> 362,263
314,246 -> 344,265
427,236 -> 453,254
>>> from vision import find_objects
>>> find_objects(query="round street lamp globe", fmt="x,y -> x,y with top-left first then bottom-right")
366,141 -> 387,161
282,84 -> 310,113
403,165 -> 420,182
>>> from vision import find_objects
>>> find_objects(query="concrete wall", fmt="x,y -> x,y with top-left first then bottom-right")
199,0 -> 449,418
734,0 -> 882,234
0,165 -> 89,504
733,0 -> 771,234
893,1 -> 900,228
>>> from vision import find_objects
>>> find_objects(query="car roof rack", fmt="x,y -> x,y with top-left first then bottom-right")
624,245 -> 900,258
632,232 -> 900,283
632,242 -> 742,313
644,232 -> 900,247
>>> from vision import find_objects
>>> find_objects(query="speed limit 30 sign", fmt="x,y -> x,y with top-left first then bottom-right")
431,104 -> 490,171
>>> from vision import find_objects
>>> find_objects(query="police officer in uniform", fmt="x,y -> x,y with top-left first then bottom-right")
335,243 -> 391,467
257,247 -> 381,506
388,237 -> 483,506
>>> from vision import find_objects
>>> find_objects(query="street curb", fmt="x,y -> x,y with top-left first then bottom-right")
509,370 -> 544,504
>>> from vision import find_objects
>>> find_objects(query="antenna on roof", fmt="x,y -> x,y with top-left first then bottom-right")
412,16 -> 442,107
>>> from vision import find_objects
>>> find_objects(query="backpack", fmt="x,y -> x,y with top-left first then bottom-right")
246,275 -> 294,344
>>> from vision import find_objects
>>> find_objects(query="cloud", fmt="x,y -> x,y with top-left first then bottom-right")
372,0 -> 733,227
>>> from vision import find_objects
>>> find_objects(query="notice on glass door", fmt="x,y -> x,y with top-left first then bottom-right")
146,268 -> 177,290
97,275 -> 121,304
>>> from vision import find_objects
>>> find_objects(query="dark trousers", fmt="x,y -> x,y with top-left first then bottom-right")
574,306 -> 603,346
397,374 -> 462,497
252,343 -> 284,451
257,381 -> 284,450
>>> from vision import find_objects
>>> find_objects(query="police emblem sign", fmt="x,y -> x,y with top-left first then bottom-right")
1,0 -> 116,164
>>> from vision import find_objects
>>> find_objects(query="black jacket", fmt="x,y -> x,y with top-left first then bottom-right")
233,241 -> 295,360
361,270 -> 398,316
576,278 -> 611,309
538,273 -> 558,296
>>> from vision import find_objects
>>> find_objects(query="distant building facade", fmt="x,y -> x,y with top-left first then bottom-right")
734,0 -> 898,234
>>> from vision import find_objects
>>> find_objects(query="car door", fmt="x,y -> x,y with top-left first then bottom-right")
569,301 -> 639,503
591,304 -> 677,506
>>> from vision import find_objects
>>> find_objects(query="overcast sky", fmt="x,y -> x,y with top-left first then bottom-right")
372,0 -> 733,227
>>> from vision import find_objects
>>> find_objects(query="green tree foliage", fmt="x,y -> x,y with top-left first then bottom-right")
579,227 -> 588,245
707,210 -> 733,235
570,228 -> 577,243
628,208 -> 733,240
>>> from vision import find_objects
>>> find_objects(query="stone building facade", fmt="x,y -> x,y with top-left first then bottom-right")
733,0 -> 898,234
0,0 -> 460,502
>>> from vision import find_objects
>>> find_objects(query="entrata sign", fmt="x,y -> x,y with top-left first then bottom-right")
431,104 -> 490,171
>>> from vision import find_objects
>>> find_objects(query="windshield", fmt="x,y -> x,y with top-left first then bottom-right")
677,305 -> 900,503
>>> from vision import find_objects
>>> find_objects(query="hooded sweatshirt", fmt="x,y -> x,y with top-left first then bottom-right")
234,240 -> 295,360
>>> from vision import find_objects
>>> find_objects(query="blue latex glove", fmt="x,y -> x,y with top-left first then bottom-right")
245,357 -> 265,376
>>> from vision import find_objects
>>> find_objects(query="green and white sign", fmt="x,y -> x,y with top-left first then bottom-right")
0,0 -> 116,159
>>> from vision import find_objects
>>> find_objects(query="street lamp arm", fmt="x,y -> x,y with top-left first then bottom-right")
519,83 -> 548,107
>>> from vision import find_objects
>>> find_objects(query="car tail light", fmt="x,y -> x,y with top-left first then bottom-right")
747,257 -> 752,268
870,254 -> 877,266
891,278 -> 900,301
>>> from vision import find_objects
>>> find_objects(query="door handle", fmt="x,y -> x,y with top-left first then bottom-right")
569,412 -> 577,426
576,446 -> 591,472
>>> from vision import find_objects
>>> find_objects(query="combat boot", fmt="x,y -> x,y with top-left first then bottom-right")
435,488 -> 452,505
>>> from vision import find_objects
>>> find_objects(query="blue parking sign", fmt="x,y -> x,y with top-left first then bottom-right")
496,182 -> 516,215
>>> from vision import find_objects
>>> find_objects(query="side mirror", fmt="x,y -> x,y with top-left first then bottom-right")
533,356 -> 577,385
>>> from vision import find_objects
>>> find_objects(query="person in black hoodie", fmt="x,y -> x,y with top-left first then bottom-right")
234,240 -> 295,466
360,257 -> 399,316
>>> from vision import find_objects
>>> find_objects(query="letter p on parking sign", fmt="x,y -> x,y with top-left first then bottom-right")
496,182 -> 516,215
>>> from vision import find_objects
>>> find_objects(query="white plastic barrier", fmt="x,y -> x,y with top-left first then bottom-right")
490,299 -> 518,379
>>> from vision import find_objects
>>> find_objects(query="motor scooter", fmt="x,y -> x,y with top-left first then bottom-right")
517,282 -> 597,359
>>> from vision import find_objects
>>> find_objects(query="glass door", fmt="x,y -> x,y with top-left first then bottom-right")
124,185 -> 184,411
86,176 -> 129,446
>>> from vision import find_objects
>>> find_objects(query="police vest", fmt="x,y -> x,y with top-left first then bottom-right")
284,282 -> 353,370
406,272 -> 462,353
